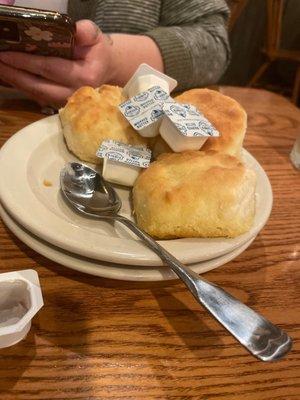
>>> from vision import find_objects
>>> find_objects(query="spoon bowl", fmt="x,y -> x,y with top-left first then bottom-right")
60,162 -> 121,215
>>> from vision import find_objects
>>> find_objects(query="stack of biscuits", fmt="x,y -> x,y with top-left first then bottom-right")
59,85 -> 256,239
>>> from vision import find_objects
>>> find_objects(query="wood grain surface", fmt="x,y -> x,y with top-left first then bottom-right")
0,88 -> 299,400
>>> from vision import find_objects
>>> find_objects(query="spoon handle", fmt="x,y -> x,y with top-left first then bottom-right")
116,215 -> 292,361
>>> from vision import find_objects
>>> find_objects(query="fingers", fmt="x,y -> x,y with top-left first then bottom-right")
0,52 -> 86,87
75,20 -> 101,47
0,62 -> 73,107
0,19 -> 106,106
0,21 -> 104,85
74,20 -> 104,59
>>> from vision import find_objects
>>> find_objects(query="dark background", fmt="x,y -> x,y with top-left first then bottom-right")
222,0 -> 300,100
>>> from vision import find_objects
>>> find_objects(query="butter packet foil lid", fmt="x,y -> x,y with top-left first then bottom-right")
162,103 -> 220,137
96,140 -> 152,168
119,86 -> 173,131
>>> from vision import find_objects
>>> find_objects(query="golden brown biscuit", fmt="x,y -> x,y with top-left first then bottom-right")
151,89 -> 247,159
59,85 -> 147,164
133,151 -> 256,239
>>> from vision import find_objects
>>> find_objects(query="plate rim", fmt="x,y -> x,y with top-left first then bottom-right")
0,115 -> 272,266
0,202 -> 256,282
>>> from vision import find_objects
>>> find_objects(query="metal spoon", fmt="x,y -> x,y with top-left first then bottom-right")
60,162 -> 292,361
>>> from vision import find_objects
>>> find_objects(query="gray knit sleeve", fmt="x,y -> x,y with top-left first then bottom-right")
144,0 -> 231,91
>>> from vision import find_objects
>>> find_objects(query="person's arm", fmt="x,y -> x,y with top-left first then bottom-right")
143,0 -> 231,90
106,0 -> 231,89
107,34 -> 164,85
0,0 -> 230,107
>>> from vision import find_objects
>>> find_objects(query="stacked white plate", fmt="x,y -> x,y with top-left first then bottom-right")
0,116 -> 273,281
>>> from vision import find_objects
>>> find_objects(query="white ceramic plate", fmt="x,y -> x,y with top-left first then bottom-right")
0,203 -> 255,281
0,115 -> 272,266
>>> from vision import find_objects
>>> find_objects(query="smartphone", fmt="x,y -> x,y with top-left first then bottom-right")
0,5 -> 76,59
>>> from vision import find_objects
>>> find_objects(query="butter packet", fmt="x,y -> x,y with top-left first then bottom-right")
162,103 -> 220,137
123,63 -> 178,99
97,140 -> 151,168
96,140 -> 152,187
119,86 -> 174,137
160,103 -> 220,153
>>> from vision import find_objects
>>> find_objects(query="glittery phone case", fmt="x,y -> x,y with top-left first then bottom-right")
0,5 -> 75,59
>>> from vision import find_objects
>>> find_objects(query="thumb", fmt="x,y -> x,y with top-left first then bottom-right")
75,20 -> 101,47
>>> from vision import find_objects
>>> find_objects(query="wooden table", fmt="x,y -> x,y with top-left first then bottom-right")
0,87 -> 299,400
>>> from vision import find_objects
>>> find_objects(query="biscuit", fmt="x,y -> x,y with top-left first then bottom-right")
59,85 -> 147,164
133,150 -> 256,239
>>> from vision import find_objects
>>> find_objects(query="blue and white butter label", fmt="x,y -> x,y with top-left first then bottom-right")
119,86 -> 173,131
96,140 -> 152,168
162,103 -> 220,137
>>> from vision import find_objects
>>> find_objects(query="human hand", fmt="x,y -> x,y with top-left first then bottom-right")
0,20 -> 115,108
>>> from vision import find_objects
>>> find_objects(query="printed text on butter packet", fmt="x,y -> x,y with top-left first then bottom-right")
162,103 -> 220,137
119,86 -> 174,131
96,140 -> 152,168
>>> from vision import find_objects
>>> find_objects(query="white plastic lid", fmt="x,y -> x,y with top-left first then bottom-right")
123,64 -> 177,98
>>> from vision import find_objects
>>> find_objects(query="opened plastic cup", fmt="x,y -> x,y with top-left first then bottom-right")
0,269 -> 43,349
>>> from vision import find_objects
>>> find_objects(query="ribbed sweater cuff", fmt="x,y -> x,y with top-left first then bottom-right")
144,27 -> 193,91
